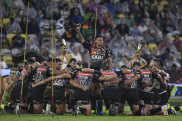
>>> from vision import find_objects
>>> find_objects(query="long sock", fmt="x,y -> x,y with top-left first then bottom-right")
98,100 -> 103,111
104,100 -> 110,110
43,97 -> 49,110
150,107 -> 161,115
70,100 -> 77,111
79,107 -> 86,114
4,106 -> 14,111
133,110 -> 141,116
91,97 -> 96,110
168,108 -> 172,114
174,106 -> 180,111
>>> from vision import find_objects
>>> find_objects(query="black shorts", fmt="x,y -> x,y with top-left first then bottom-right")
10,84 -> 29,103
139,90 -> 154,105
52,86 -> 65,104
101,85 -> 120,101
30,85 -> 46,103
72,89 -> 91,102
120,88 -> 139,105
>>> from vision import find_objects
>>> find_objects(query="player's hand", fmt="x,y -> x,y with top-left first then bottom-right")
75,24 -> 81,32
12,75 -> 18,83
64,69 -> 71,73
104,82 -> 110,86
144,87 -> 152,92
32,83 -> 37,87
82,86 -> 89,91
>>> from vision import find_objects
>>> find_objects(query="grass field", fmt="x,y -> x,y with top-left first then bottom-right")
0,99 -> 182,121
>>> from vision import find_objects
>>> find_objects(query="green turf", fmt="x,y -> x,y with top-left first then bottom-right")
0,114 -> 182,121
0,99 -> 182,121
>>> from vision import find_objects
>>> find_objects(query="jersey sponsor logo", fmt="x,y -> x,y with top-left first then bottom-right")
37,67 -> 46,71
78,72 -> 93,77
101,72 -> 115,75
76,72 -> 93,87
124,73 -> 137,89
141,71 -> 152,75
91,50 -> 97,55
91,55 -> 104,60
53,78 -> 67,86
124,73 -> 135,78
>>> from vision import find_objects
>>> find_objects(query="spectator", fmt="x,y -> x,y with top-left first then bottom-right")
108,33 -> 126,66
160,47 -> 170,62
15,9 -> 24,23
124,42 -> 135,60
61,3 -> 70,20
36,9 -> 44,24
39,16 -> 50,35
163,19 -> 179,37
0,56 -> 8,69
19,16 -> 29,34
29,17 -> 40,34
138,20 -> 148,36
23,1 -> 37,18
173,34 -> 182,52
116,18 -> 129,36
114,0 -> 129,14
71,47 -> 82,63
129,21 -> 140,38
6,17 -> 22,34
70,8 -> 83,24
164,52 -> 181,70
118,55 -> 129,68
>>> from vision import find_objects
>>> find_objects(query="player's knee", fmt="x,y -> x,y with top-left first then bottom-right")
56,109 -> 64,115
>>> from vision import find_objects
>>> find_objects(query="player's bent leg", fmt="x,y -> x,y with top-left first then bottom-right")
145,104 -> 153,115
132,105 -> 140,116
82,102 -> 91,116
56,102 -> 65,115
33,103 -> 43,114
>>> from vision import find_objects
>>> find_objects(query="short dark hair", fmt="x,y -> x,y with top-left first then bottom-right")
47,57 -> 55,63
101,64 -> 109,71
26,58 -> 35,65
152,58 -> 163,68
95,34 -> 103,40
69,58 -> 77,63
120,65 -> 129,69
82,63 -> 88,68
133,62 -> 141,67
141,64 -> 149,69
55,58 -> 61,63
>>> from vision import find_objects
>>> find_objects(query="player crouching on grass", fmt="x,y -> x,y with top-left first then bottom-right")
99,64 -> 132,116
67,63 -> 117,116
148,59 -> 178,116
1,68 -> 19,113
138,65 -> 164,115
32,61 -> 117,116
118,62 -> 155,116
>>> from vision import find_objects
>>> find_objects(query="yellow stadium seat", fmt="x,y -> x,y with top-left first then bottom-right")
20,34 -> 28,42
148,43 -> 157,52
82,0 -> 89,5
169,37 -> 175,41
2,56 -> 14,65
119,14 -> 125,18
135,0 -> 139,4
161,1 -> 168,6
179,37 -> 182,41
3,18 -> 10,25
7,34 -> 15,48
0,18 -> 10,28
178,52 -> 182,59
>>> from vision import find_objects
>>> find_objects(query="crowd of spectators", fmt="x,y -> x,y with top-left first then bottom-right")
0,0 -> 182,71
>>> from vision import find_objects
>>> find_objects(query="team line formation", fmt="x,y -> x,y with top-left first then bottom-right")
0,25 -> 181,116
